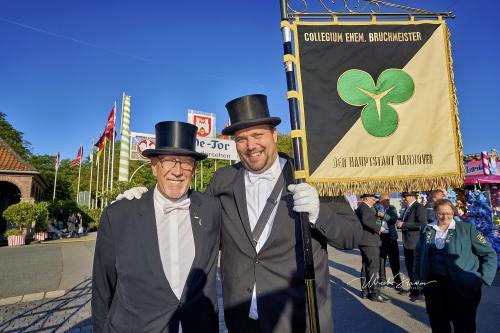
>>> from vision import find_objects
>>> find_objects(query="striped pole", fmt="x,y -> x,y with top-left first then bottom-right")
280,1 -> 320,332
482,151 -> 491,175
119,93 -> 131,182
110,102 -> 117,190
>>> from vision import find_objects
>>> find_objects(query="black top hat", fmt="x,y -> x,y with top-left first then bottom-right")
142,121 -> 207,161
221,94 -> 281,135
401,191 -> 419,197
360,193 -> 379,199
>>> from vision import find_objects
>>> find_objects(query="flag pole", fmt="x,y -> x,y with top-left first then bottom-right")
101,141 -> 107,210
89,139 -> 95,208
95,148 -> 101,209
200,160 -> 204,190
280,1 -> 320,331
76,147 -> 82,204
106,134 -> 111,206
110,101 -> 116,190
52,155 -> 59,201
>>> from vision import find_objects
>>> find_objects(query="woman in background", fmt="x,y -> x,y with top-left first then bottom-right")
414,199 -> 497,332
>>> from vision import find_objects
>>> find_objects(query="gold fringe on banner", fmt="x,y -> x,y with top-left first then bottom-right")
312,174 -> 464,196
444,23 -> 465,183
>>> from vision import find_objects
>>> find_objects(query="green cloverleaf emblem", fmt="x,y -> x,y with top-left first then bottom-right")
337,68 -> 414,137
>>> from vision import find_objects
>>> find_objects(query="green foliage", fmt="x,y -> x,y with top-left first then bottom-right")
47,200 -> 79,221
277,134 -> 292,156
2,201 -> 47,230
0,112 -> 32,159
4,228 -> 23,237
33,202 -> 49,232
79,206 -> 102,230
29,155 -> 73,201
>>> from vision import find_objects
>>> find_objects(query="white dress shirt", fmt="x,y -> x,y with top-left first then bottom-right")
153,186 -> 195,301
402,200 -> 416,221
430,219 -> 456,249
245,156 -> 286,320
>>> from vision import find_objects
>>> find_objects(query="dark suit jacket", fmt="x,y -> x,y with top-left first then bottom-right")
206,154 -> 362,333
414,221 -> 497,299
91,189 -> 221,333
401,201 -> 427,250
355,202 -> 381,247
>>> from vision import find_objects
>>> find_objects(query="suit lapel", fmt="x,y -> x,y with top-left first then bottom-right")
138,189 -> 176,297
233,165 -> 255,247
179,191 -> 202,302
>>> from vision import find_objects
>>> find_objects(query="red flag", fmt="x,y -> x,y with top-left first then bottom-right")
103,106 -> 116,138
54,152 -> 60,170
70,146 -> 83,167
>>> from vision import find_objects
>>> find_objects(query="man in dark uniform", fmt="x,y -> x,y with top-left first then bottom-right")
376,193 -> 402,291
396,191 -> 427,298
92,122 -> 221,333
356,193 -> 385,302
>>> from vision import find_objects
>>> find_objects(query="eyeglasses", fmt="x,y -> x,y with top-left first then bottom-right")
437,213 -> 453,217
159,158 -> 195,171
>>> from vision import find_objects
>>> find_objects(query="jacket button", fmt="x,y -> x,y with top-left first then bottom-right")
247,288 -> 252,293
255,257 -> 260,264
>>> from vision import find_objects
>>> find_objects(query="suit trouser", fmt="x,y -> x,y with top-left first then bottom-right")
403,247 -> 417,294
359,245 -> 380,297
379,234 -> 401,285
424,276 -> 481,333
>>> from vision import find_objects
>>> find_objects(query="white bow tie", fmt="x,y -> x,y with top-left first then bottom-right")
247,171 -> 276,184
163,197 -> 191,215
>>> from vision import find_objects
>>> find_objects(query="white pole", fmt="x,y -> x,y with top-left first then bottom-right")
76,149 -> 82,204
106,135 -> 111,206
194,168 -> 197,191
214,160 -> 217,171
95,150 -> 100,209
89,139 -> 94,208
110,101 -> 116,190
101,142 -> 107,210
200,160 -> 204,190
52,161 -> 58,201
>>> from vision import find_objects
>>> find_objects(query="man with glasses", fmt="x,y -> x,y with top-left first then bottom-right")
92,121 -> 221,333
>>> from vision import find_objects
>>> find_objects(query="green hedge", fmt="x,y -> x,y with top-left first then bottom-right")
2,201 -> 49,236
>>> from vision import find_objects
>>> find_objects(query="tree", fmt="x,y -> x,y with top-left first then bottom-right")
0,112 -> 32,159
29,154 -> 73,201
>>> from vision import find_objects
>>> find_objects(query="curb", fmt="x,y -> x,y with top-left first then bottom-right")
41,238 -> 95,245
0,290 -> 66,306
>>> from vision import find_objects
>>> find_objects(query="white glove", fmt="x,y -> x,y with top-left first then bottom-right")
116,186 -> 148,201
287,183 -> 320,224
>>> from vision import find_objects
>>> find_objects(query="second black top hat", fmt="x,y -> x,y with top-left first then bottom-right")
221,94 -> 281,135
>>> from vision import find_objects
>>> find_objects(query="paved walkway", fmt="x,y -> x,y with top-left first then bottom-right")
0,236 -> 498,332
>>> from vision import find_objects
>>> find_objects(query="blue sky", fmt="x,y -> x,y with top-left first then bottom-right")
0,0 -> 498,160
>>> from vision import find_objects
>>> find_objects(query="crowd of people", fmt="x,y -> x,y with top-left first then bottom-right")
46,212 -> 86,239
354,190 -> 497,331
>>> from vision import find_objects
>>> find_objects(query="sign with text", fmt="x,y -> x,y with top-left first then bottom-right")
129,131 -> 237,161
293,20 -> 463,194
195,137 -> 238,161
